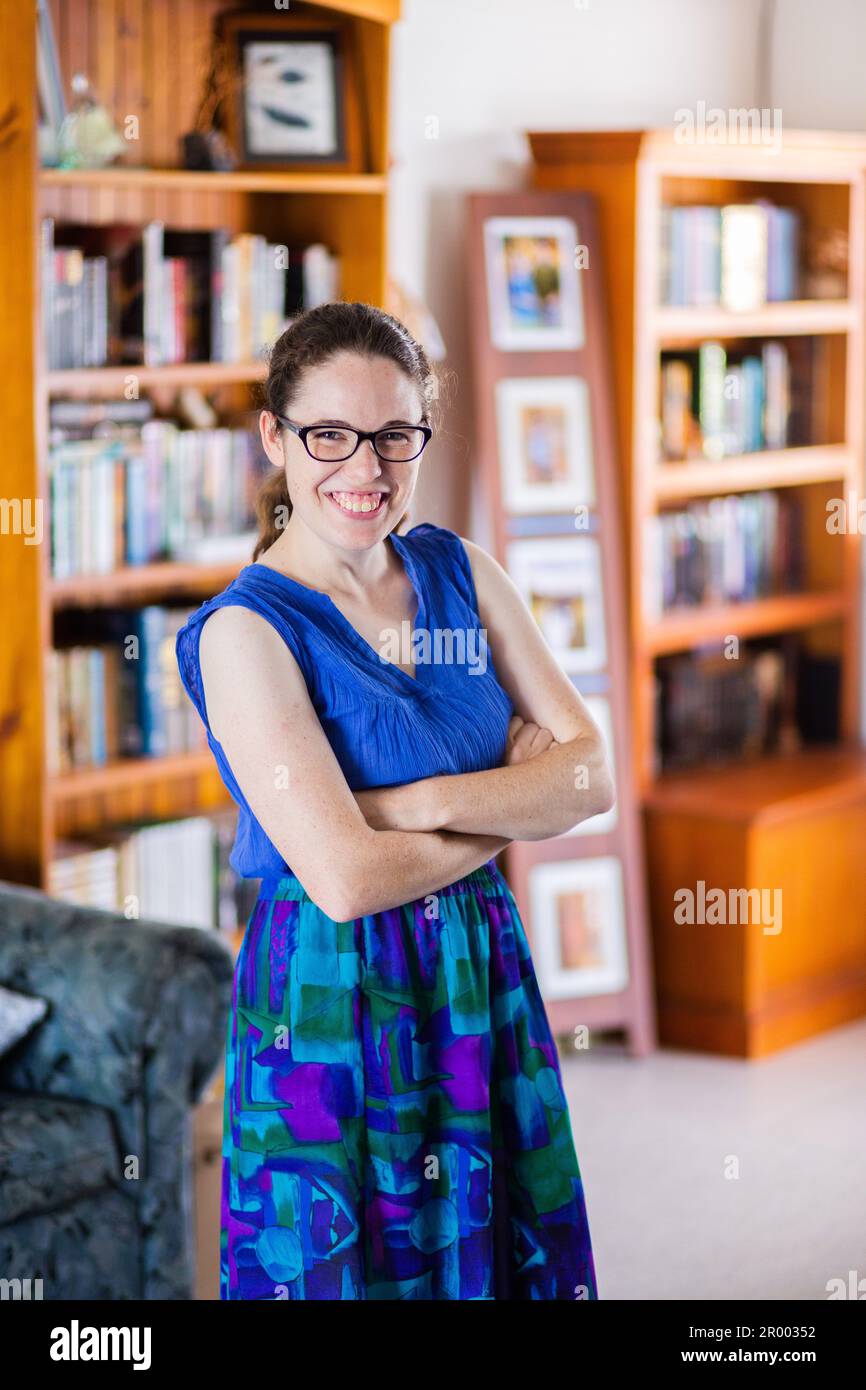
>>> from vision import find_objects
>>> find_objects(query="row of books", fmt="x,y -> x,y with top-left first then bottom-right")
50,420 -> 261,577
660,202 -> 802,310
48,607 -> 204,771
42,217 -> 339,369
646,490 -> 803,613
655,646 -> 790,770
49,812 -> 257,933
660,340 -> 808,461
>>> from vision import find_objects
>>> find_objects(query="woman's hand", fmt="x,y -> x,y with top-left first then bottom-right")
503,714 -> 559,766
353,781 -> 432,833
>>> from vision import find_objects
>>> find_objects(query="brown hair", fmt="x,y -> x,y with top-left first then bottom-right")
253,301 -> 438,560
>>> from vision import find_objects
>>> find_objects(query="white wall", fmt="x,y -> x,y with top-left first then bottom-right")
768,0 -> 866,129
387,0 -> 763,534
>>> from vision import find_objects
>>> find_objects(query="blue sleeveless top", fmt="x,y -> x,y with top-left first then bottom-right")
175,522 -> 515,880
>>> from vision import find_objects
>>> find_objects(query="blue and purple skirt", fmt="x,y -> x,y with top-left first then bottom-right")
220,859 -> 598,1300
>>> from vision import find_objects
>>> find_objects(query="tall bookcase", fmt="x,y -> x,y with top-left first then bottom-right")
529,130 -> 866,1056
0,0 -> 400,888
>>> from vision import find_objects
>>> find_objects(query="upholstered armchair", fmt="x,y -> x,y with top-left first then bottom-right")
0,881 -> 233,1300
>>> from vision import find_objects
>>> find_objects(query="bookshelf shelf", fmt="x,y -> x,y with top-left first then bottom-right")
46,361 -> 268,394
652,444 -> 853,499
50,750 -> 222,802
51,561 -> 244,610
643,745 -> 866,824
653,299 -> 856,344
39,168 -> 389,196
643,589 -> 849,656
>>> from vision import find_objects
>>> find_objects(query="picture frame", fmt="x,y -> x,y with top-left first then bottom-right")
528,855 -> 629,1001
495,376 -> 594,515
483,216 -> 584,351
505,535 -> 607,673
216,12 -> 364,173
559,695 -> 618,838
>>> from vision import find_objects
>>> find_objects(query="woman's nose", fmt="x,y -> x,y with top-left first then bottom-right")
341,439 -> 383,480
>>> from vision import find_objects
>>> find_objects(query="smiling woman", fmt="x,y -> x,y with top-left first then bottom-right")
175,301 -> 612,1301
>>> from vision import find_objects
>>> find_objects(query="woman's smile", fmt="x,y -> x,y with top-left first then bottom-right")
323,488 -> 389,518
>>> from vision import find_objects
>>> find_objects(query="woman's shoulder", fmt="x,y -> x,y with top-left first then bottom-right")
175,565 -> 312,720
401,520 -> 486,612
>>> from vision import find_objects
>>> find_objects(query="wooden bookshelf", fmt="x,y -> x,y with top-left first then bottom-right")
529,129 -> 866,1055
0,0 -> 401,887
530,127 -> 866,793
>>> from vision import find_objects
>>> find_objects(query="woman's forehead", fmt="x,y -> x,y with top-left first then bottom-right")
291,353 -> 422,421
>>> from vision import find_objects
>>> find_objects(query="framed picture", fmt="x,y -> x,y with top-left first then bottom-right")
217,13 -> 363,172
528,856 -> 629,1001
483,216 -> 584,351
559,695 -> 618,838
496,376 -> 594,514
506,536 -> 607,673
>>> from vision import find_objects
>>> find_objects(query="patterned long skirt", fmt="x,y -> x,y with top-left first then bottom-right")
220,859 -> 598,1300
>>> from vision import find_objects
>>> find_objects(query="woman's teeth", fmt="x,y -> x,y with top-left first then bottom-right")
329,491 -> 385,514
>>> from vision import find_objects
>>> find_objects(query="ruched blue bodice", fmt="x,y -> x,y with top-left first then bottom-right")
176,523 -> 515,878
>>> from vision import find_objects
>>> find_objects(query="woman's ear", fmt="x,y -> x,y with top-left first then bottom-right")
259,409 -> 287,470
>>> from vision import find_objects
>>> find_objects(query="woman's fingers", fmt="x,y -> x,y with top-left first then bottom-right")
505,714 -> 558,765
529,726 -> 555,757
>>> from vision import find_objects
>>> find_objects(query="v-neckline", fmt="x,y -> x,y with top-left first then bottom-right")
245,529 -> 426,690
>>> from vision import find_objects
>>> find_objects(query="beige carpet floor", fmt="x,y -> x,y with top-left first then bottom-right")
558,1018 -> 866,1300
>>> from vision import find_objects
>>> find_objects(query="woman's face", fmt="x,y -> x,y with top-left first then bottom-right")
260,350 -> 425,552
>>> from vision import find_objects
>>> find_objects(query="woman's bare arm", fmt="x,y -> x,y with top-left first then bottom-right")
353,538 -> 616,841
198,604 -> 510,921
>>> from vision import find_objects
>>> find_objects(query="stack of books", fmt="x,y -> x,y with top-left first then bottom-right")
49,417 -> 261,577
659,201 -> 802,309
659,339 -> 812,460
42,218 -> 339,368
49,811 -> 257,933
49,606 -> 206,770
656,645 -> 791,770
646,490 -> 803,614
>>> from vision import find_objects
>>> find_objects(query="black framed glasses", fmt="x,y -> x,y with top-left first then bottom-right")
273,414 -> 433,464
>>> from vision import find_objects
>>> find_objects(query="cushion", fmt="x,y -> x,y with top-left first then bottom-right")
0,985 -> 47,1058
0,1092 -> 121,1225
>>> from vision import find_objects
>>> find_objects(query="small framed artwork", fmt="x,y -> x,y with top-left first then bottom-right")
506,536 -> 607,672
217,13 -> 363,172
528,856 -> 629,1001
483,216 -> 584,351
495,377 -> 594,515
559,695 -> 618,839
